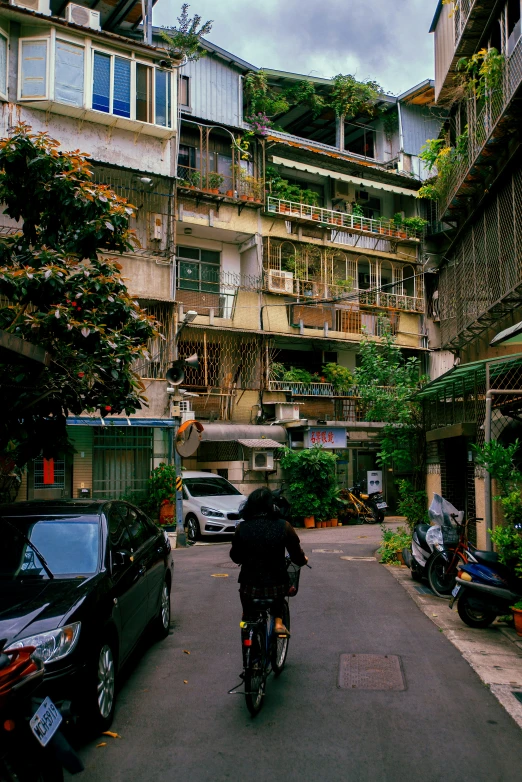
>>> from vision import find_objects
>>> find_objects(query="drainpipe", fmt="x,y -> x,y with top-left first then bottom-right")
397,100 -> 405,172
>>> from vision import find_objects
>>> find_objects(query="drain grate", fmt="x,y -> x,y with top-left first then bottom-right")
338,654 -> 405,691
414,585 -> 433,595
513,691 -> 522,704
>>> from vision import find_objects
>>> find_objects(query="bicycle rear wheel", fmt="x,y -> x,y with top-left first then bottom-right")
245,628 -> 266,716
271,601 -> 290,675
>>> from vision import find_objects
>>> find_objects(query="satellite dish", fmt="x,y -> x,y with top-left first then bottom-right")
176,420 -> 204,457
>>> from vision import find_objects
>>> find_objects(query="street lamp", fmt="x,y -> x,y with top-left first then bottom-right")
167,310 -> 199,548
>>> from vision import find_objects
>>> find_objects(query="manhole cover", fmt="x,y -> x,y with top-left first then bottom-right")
513,691 -> 522,704
312,549 -> 344,554
340,556 -> 376,562
338,654 -> 405,691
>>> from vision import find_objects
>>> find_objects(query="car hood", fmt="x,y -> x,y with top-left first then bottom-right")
188,495 -> 245,514
0,578 -> 91,648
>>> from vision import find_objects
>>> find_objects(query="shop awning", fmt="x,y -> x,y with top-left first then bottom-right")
237,438 -> 284,449
416,352 -> 522,400
67,417 -> 174,427
271,156 -> 418,197
201,424 -> 287,442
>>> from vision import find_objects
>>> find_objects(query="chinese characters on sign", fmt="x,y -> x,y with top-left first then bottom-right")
303,428 -> 347,449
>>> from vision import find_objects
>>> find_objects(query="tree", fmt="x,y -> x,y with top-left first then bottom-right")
0,124 -> 160,472
160,3 -> 213,64
355,324 -> 427,488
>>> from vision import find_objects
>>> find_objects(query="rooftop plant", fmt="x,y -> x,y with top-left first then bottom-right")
160,4 -> 213,64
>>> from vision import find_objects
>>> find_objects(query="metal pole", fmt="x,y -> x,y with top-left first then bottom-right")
172,389 -> 187,548
484,391 -> 492,551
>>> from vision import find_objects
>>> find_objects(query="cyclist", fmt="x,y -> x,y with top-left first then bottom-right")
230,487 -> 308,636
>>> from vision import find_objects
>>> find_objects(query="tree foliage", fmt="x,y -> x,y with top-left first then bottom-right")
329,74 -> 382,120
280,446 -> 338,520
355,325 -> 427,483
0,124 -> 160,469
160,3 -> 213,64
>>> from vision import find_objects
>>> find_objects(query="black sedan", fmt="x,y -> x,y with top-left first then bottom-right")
0,499 -> 174,732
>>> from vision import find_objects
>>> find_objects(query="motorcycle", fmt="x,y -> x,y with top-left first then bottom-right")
350,483 -> 388,524
450,556 -> 522,628
403,493 -> 463,586
0,646 -> 83,781
272,484 -> 292,522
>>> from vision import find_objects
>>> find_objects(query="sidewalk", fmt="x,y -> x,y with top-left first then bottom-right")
386,563 -> 522,729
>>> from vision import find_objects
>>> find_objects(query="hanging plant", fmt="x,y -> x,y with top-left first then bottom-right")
456,48 -> 505,99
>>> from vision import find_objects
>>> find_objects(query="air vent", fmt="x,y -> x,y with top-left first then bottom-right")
65,3 -> 101,30
9,0 -> 50,14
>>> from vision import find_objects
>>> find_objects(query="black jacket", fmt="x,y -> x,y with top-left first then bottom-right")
230,516 -> 307,587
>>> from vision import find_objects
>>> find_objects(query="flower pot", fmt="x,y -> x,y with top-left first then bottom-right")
328,518 -> 338,527
396,551 -> 405,566
303,516 -> 315,529
159,500 -> 174,526
226,190 -> 234,197
210,188 -> 219,194
513,607 -> 522,637
247,195 -> 254,202
240,194 -> 248,201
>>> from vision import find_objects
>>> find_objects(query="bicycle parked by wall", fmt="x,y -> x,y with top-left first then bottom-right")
427,514 -> 482,597
229,558 -> 309,716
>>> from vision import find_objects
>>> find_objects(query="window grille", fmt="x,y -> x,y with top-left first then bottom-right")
92,427 -> 153,499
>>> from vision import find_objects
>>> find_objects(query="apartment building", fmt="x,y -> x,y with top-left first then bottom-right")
145,43 -> 443,505
1,0 -> 180,501
421,0 -> 522,545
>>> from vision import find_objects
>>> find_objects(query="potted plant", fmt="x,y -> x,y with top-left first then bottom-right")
280,446 -> 339,529
512,600 -> 522,637
321,362 -> 354,395
379,526 -> 412,565
186,170 -> 201,189
208,172 -> 224,194
147,463 -> 178,527
402,216 -> 428,237
351,202 -> 364,229
393,212 -> 407,238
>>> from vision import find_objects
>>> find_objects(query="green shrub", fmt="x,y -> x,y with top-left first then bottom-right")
280,446 -> 338,520
396,479 -> 429,530
379,525 -> 411,565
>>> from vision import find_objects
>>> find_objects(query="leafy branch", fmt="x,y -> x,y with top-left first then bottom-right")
160,3 -> 213,64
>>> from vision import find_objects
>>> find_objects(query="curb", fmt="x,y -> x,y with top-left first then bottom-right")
384,563 -> 522,730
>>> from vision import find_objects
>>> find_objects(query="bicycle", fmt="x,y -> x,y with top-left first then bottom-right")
340,485 -> 379,525
427,515 -> 482,597
229,559 -> 309,716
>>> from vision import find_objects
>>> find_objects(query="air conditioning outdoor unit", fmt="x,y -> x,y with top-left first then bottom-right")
9,0 -> 50,14
250,450 -> 275,471
65,3 -> 101,30
268,270 -> 293,294
275,403 -> 300,421
180,400 -> 194,425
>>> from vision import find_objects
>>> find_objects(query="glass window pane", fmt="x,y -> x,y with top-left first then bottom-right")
113,56 -> 131,117
200,262 -> 220,293
21,40 -> 47,99
0,36 -> 7,96
179,261 -> 200,290
177,246 -> 200,260
136,63 -> 152,123
200,250 -> 220,265
92,51 -> 110,113
155,69 -> 167,126
55,40 -> 84,107
179,74 -> 189,106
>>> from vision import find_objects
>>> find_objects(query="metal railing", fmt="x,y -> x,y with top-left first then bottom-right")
267,380 -> 395,398
266,197 -> 423,240
454,0 -> 474,50
438,36 -> 522,218
178,165 -> 263,201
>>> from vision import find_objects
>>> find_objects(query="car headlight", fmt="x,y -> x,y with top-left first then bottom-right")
6,622 -> 81,664
200,507 -> 225,518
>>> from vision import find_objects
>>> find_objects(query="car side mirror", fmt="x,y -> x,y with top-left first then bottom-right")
113,550 -> 132,570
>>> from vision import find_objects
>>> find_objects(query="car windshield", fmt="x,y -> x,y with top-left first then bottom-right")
0,517 -> 100,580
184,477 -> 242,498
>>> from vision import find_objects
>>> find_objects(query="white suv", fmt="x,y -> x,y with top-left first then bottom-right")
182,471 -> 246,542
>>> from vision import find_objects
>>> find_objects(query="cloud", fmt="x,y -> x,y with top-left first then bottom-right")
154,0 -> 435,94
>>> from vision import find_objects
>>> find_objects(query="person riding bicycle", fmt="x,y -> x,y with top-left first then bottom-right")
230,487 -> 308,636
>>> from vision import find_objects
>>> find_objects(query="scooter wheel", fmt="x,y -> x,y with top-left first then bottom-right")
457,591 -> 497,628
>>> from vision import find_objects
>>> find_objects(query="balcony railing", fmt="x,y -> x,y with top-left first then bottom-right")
454,0 -> 474,49
178,165 -> 263,201
266,197 -> 423,241
267,380 -> 394,398
438,35 -> 522,218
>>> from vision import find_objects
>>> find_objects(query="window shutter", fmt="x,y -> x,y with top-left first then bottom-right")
92,51 -> 110,113
0,36 -> 7,97
21,40 -> 48,99
55,40 -> 84,107
113,57 -> 131,117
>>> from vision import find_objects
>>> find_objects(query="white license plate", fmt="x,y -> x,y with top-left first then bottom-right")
451,584 -> 461,598
376,502 -> 387,509
30,696 -> 62,748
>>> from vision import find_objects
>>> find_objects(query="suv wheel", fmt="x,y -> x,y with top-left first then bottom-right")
186,514 -> 200,542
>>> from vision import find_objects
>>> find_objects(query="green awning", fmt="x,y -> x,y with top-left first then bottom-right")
416,353 -> 522,400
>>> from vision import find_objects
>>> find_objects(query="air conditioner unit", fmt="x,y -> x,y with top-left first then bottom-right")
250,450 -> 274,471
180,400 -> 194,424
65,3 -> 101,30
9,0 -> 50,14
275,403 -> 300,421
268,269 -> 293,294
151,213 -> 163,241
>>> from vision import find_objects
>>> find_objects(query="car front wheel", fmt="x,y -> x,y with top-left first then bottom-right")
84,639 -> 117,734
186,514 -> 200,543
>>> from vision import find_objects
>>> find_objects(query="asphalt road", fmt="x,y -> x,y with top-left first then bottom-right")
68,524 -> 522,782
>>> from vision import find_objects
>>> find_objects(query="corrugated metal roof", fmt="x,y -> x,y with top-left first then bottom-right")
237,438 -> 284,449
416,353 -> 522,399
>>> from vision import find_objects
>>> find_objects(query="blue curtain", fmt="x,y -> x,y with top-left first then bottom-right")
92,52 -> 110,113
113,57 -> 131,118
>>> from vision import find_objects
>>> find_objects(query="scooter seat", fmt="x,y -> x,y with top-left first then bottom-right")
414,523 -> 431,553
473,550 -> 499,565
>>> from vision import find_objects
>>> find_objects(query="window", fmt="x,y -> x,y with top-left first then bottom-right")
122,505 -> 151,549
0,34 -> 7,98
108,504 -> 132,552
93,51 -> 131,117
179,74 -> 190,106
20,39 -> 48,99
92,56 -> 171,126
155,68 -> 171,127
55,40 -> 84,107
177,246 -> 220,293
33,457 -> 65,490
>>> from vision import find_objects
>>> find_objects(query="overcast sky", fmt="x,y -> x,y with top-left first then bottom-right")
155,0 -> 436,96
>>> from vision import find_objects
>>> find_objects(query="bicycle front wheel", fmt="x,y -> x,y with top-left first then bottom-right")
271,601 -> 290,675
427,550 -> 462,597
245,628 -> 266,717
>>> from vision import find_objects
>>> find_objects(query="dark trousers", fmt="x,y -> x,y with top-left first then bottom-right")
239,590 -> 285,619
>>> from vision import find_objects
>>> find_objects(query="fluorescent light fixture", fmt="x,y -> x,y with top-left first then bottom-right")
490,321 -> 522,346
184,310 -> 198,323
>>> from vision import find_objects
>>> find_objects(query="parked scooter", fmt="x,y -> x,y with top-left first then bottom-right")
350,483 -> 388,524
403,494 -> 463,585
0,646 -> 83,781
450,557 -> 522,628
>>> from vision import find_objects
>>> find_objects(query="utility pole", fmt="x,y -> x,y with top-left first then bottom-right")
167,310 -> 198,549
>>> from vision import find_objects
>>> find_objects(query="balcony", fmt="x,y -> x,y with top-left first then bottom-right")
266,197 -> 423,242
268,380 -> 392,397
266,381 -> 394,423
438,36 -> 522,219
177,165 -> 264,204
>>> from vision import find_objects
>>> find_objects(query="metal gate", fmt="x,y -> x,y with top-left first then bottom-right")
92,427 -> 153,499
